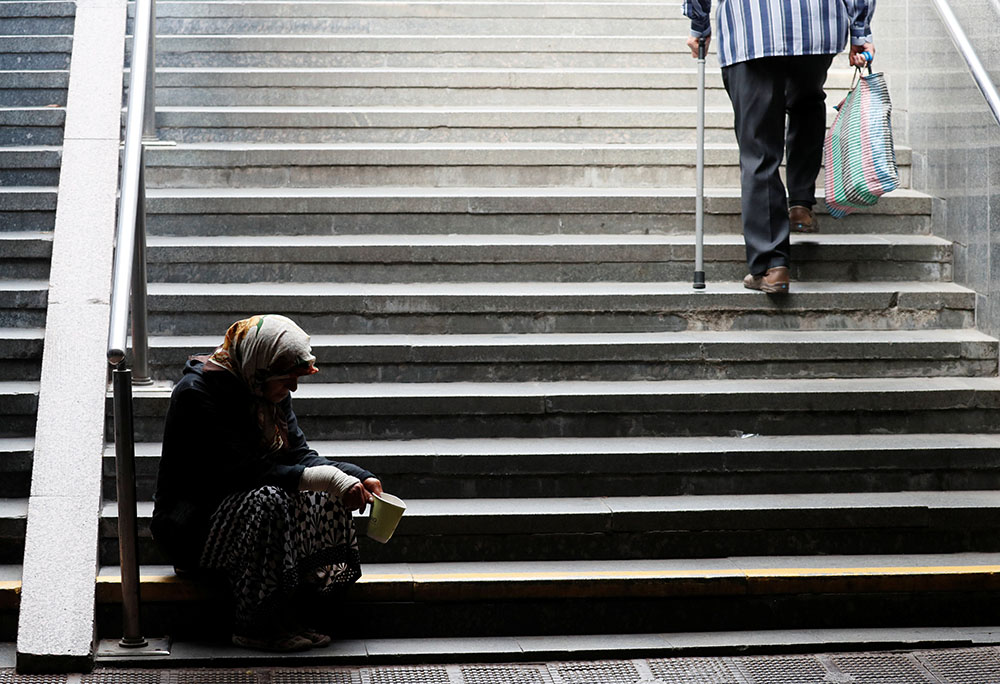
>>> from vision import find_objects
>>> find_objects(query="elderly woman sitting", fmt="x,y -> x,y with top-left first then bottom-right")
150,314 -> 381,652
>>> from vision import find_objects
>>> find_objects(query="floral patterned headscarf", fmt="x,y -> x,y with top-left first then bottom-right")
208,315 -> 319,454
209,314 -> 318,396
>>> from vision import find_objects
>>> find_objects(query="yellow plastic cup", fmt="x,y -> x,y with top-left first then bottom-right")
367,492 -> 406,543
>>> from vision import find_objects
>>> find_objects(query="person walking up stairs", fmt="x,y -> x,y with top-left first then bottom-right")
683,0 -> 876,293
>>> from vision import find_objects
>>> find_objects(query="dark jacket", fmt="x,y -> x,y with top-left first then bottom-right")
150,357 -> 374,568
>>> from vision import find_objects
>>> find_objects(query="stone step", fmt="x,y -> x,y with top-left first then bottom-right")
142,142 -> 912,189
144,67 -> 851,107
141,280 -> 971,335
0,564 -> 19,642
0,186 -> 57,230
96,554 -> 1000,640
0,19 -> 74,38
0,1 -> 75,19
0,191 -> 56,232
0,106 -> 65,145
0,231 -> 52,280
121,376 -> 1000,442
146,0 -> 682,5
0,36 -> 72,70
100,491 -> 1000,565
0,281 -> 47,328
138,328 -> 994,383
0,326 -> 43,381
143,16 -> 690,36
0,438 -> 32,498
0,186 -> 56,211
0,146 -> 61,186
146,2 -> 691,21
144,34 -> 701,69
0,498 -> 26,565
0,381 -> 38,437
88,627 -> 1000,667
103,432 -> 1000,502
145,234 -> 946,283
0,70 -> 67,107
0,230 -> 52,253
144,186 -> 932,236
152,105 -> 742,144
0,146 -> 61,165
143,67 -> 855,89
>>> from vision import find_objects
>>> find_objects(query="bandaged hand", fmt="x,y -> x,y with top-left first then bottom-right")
299,464 -> 361,499
342,477 -> 382,514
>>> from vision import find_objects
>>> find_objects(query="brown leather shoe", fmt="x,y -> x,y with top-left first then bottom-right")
743,266 -> 790,294
789,205 -> 818,233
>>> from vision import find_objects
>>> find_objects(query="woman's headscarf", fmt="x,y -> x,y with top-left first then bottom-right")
208,314 -> 318,454
209,314 -> 318,395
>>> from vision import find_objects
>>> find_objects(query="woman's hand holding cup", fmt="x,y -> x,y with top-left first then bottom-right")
300,466 -> 383,513
343,477 -> 383,514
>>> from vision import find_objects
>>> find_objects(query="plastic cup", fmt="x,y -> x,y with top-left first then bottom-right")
367,492 -> 406,543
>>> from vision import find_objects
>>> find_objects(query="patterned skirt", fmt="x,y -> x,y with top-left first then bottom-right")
200,486 -> 362,632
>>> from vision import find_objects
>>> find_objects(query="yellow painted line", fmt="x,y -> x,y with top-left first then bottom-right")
99,565 -> 1000,585
97,575 -> 182,584
407,571 -> 737,581
400,567 -> 1000,581
743,566 -> 1000,578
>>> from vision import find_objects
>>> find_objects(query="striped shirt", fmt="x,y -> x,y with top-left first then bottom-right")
682,0 -> 875,68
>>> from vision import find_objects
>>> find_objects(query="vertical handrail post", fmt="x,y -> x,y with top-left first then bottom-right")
130,152 -> 152,385
142,0 -> 157,141
111,366 -> 147,649
100,0 -> 170,657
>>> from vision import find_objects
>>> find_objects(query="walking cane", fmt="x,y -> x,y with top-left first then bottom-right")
693,36 -> 707,289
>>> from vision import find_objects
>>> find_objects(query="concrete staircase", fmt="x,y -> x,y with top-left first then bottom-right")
95,0 -> 1000,657
0,0 -> 74,644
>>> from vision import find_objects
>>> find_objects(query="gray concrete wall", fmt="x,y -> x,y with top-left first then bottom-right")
873,0 -> 1000,339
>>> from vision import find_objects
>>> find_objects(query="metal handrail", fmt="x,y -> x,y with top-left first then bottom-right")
108,0 -> 155,377
931,0 -> 1000,127
105,0 -> 157,651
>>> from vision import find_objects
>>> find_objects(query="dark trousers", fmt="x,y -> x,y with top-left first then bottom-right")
721,54 -> 835,275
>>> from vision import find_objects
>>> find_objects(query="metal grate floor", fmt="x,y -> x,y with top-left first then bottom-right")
7,648 -> 1000,684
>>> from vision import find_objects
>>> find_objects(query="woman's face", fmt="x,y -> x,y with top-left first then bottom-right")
261,366 -> 314,403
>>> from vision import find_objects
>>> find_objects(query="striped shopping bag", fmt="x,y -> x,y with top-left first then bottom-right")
823,67 -> 898,218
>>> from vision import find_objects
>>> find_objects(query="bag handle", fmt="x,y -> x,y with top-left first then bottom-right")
851,51 -> 874,88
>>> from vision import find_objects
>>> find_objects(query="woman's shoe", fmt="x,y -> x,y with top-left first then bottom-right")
298,627 -> 332,648
232,632 -> 313,652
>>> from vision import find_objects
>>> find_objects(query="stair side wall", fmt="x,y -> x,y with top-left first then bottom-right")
15,0 -> 128,673
874,0 -> 1000,348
